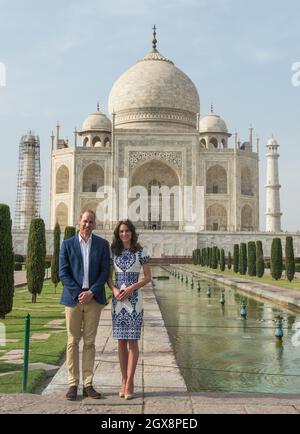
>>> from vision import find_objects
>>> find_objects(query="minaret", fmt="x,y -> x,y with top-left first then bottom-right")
265,136 -> 282,232
15,132 -> 41,229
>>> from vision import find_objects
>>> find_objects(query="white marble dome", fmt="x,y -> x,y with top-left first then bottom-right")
81,111 -> 111,132
200,111 -> 228,134
108,49 -> 200,130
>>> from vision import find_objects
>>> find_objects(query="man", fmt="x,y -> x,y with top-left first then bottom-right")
59,210 -> 110,401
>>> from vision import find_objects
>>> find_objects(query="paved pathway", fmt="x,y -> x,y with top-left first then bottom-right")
1,278 -> 300,413
14,269 -> 51,287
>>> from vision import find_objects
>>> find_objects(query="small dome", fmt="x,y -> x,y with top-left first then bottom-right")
81,111 -> 111,132
267,136 -> 279,147
23,134 -> 36,143
200,111 -> 228,134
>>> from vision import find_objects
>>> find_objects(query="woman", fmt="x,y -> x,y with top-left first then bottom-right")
107,220 -> 151,399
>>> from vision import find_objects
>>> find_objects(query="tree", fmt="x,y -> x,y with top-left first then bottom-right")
51,222 -> 61,293
26,218 -> 46,303
239,243 -> 247,275
220,249 -> 225,272
201,248 -> 206,266
0,204 -> 14,319
256,241 -> 265,278
271,238 -> 283,281
208,248 -> 212,268
227,251 -> 232,270
233,244 -> 239,273
211,247 -> 218,269
285,236 -> 295,282
64,226 -> 76,240
198,249 -> 202,265
247,242 -> 256,276
206,248 -> 209,266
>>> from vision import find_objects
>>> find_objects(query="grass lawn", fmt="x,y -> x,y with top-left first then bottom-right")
0,370 -> 47,394
184,265 -> 300,291
0,280 -> 112,393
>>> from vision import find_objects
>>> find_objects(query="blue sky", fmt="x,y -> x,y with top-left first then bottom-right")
0,0 -> 299,230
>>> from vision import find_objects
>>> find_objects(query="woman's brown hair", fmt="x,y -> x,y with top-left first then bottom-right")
111,220 -> 142,256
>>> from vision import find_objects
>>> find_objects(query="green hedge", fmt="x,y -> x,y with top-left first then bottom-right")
271,238 -> 283,281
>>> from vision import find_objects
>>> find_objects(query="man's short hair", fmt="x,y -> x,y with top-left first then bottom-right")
80,209 -> 96,222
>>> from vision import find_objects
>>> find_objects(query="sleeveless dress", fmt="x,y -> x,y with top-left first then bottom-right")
111,247 -> 150,340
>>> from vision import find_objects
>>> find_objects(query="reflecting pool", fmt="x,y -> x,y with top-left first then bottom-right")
152,267 -> 300,393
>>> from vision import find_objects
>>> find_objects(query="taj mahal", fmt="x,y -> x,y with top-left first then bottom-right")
13,29 -> 300,258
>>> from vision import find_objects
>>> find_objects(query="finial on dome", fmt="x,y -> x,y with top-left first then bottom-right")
152,24 -> 158,52
211,103 -> 214,113
97,102 -> 100,112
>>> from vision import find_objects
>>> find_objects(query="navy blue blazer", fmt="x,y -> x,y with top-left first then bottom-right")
59,234 -> 110,307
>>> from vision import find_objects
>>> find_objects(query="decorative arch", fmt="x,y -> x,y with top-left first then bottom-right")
55,202 -> 68,227
82,163 -> 104,192
92,136 -> 101,147
56,165 -> 69,194
200,138 -> 206,148
241,205 -> 253,231
131,159 -> 180,230
241,167 -> 254,196
206,204 -> 227,231
209,137 -> 218,149
83,137 -> 89,147
104,137 -> 110,147
206,165 -> 227,194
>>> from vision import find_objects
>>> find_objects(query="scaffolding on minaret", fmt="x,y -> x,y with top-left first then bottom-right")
14,132 -> 41,229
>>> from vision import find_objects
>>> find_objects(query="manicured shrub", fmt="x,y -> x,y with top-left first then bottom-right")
247,242 -> 256,276
201,248 -> 206,266
211,247 -> 218,269
285,237 -> 295,282
0,204 -> 14,318
271,238 -> 283,281
256,241 -> 265,278
239,243 -> 247,275
233,244 -> 239,273
26,218 -> 46,303
220,249 -> 225,272
51,223 -> 61,294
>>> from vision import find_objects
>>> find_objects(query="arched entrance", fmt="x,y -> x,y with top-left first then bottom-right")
130,160 -> 180,230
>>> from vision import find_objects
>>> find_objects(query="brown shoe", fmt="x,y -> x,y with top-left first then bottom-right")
66,385 -> 77,401
83,385 -> 102,399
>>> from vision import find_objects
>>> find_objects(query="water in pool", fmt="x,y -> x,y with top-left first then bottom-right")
152,267 -> 300,393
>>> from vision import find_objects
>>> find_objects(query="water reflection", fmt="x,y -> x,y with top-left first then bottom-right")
153,266 -> 300,393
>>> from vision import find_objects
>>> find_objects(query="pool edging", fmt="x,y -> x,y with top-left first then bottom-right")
171,265 -> 300,313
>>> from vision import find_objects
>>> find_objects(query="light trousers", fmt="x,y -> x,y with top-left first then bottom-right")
65,298 -> 104,387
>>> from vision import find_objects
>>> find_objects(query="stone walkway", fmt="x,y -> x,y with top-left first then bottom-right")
14,271 -> 27,287
1,280 -> 300,413
14,269 -> 51,287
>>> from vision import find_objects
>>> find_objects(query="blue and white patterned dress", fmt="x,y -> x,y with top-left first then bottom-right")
111,247 -> 150,340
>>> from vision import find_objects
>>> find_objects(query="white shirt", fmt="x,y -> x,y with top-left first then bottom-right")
78,234 -> 92,289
